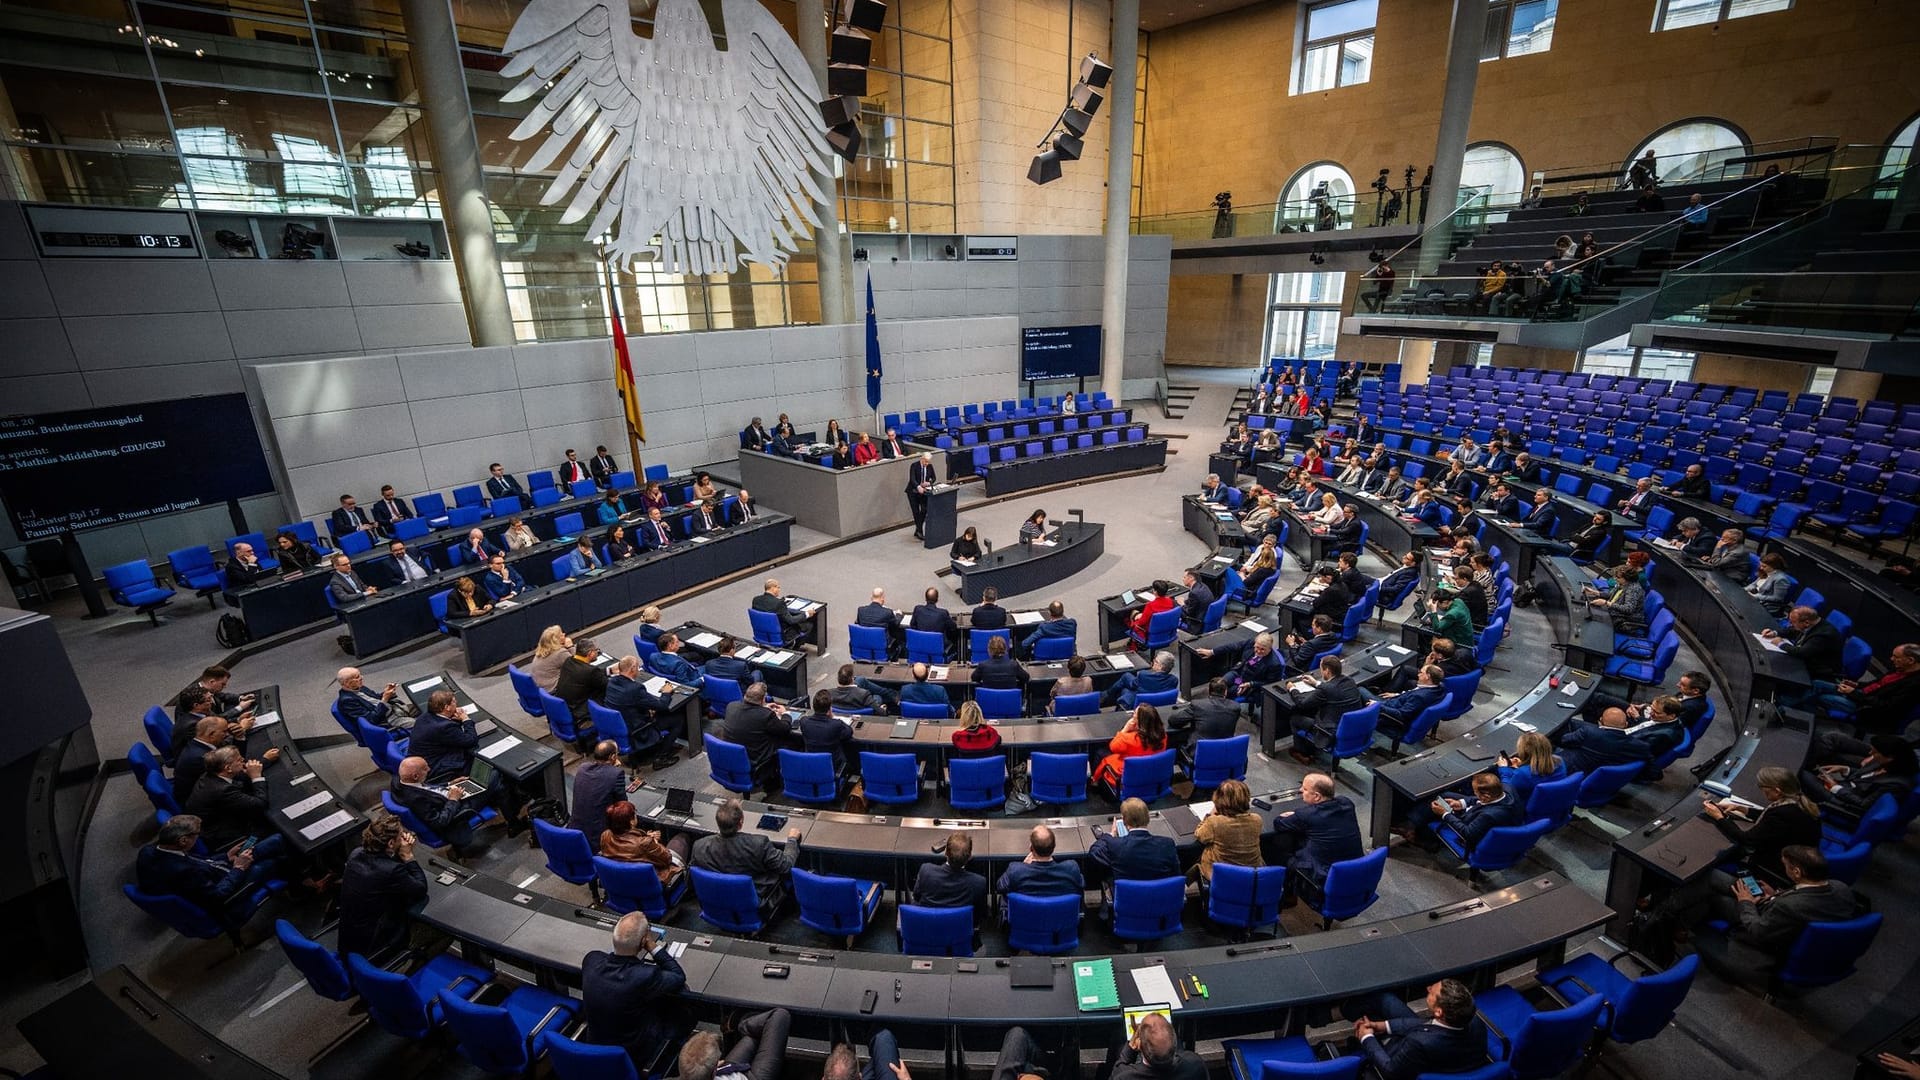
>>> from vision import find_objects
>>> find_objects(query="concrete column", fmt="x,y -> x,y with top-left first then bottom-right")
1099,0 -> 1139,399
399,0 -> 514,346
796,0 -> 851,325
1414,0 -> 1485,279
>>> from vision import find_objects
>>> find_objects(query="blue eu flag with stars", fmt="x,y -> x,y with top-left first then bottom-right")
864,272 -> 882,412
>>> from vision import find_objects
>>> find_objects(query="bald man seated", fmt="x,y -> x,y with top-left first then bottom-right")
751,577 -> 814,649
856,587 -> 905,658
1099,1012 -> 1206,1080
337,666 -> 410,732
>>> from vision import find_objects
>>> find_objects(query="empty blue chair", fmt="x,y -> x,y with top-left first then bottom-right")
345,951 -> 490,1041
141,769 -> 182,815
539,688 -> 589,745
1300,846 -> 1387,929
103,560 -> 176,624
506,664 -> 545,718
906,629 -> 947,665
900,698 -> 951,719
543,1031 -> 649,1080
778,749 -> 840,805
688,867 -> 765,934
704,734 -> 755,793
438,983 -> 579,1075
166,546 -> 223,604
143,705 -> 175,761
898,904 -> 975,957
128,742 -> 164,791
1207,864 -> 1288,938
1299,701 -> 1380,771
748,608 -> 784,649
859,751 -> 921,804
1540,952 -> 1698,1049
552,554 -> 577,581
593,856 -> 687,919
1574,761 -> 1644,809
1438,817 -> 1554,873
391,517 -> 431,540
1223,1037 -> 1360,1080
792,868 -> 884,945
1191,735 -> 1251,789
532,820 -> 598,894
1136,687 -> 1180,708
700,674 -> 745,717
364,725 -> 409,775
588,701 -> 641,757
948,755 -> 1007,810
274,919 -> 354,1001
1033,635 -> 1075,661
1052,691 -> 1101,717
1006,892 -> 1080,954
1031,752 -> 1089,805
1111,875 -> 1186,943
1117,748 -> 1176,802
1474,989 -> 1606,1080
1524,772 -> 1583,831
976,686 -> 1025,719
124,881 -> 265,944
850,624 -> 891,662
336,530 -> 375,555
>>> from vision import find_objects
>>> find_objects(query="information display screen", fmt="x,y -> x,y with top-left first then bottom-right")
1021,324 -> 1102,381
0,395 -> 274,540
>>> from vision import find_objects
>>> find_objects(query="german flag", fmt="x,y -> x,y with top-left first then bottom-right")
608,279 -> 645,443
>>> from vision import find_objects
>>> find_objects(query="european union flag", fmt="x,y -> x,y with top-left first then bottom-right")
864,272 -> 882,412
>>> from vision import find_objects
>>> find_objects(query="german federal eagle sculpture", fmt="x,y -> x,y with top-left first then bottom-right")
502,0 -> 834,275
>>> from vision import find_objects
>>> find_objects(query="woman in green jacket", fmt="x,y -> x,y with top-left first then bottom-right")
1427,591 -> 1477,650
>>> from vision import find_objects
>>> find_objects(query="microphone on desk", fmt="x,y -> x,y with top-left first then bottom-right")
1069,508 -> 1085,525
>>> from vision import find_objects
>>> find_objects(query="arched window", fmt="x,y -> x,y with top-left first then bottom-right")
1277,161 -> 1355,231
1882,112 -> 1919,178
1460,143 -> 1526,208
1626,119 -> 1749,186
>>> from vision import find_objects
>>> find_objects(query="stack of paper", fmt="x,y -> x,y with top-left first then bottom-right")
688,632 -> 722,649
1241,620 -> 1269,633
251,710 -> 282,728
762,650 -> 795,665
643,676 -> 675,696
407,676 -> 444,694
1106,652 -> 1135,669
1013,611 -> 1044,626
478,735 -> 521,759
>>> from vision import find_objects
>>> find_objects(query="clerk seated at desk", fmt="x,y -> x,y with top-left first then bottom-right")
1019,600 -> 1076,660
481,554 -> 526,601
968,585 -> 1007,629
637,508 -> 675,551
997,825 -> 1084,921
752,578 -> 815,649
1018,508 -> 1049,543
951,527 -> 985,565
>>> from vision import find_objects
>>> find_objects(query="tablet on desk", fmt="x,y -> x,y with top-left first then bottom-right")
1124,1003 -> 1175,1040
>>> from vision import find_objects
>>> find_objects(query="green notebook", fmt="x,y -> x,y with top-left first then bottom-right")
1073,958 -> 1120,1012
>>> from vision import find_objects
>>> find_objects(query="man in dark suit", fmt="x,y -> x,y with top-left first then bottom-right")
828,663 -> 894,713
337,666 -> 407,733
455,528 -> 500,567
910,586 -> 959,657
742,417 -> 772,449
1322,504 -> 1363,551
899,664 -> 951,712
1018,600 -> 1076,660
481,554 -> 526,601
858,587 -> 905,657
996,825 -> 1084,920
1101,1013 -> 1207,1080
1334,552 -> 1371,601
1179,569 -> 1216,634
1338,979 -> 1489,1080
389,755 -> 486,855
1268,772 -> 1363,903
728,488 -> 758,524
906,453 -> 938,539
1377,551 -> 1421,605
604,655 -> 670,756
330,493 -> 378,543
1285,656 -> 1372,764
721,684 -> 792,792
1509,452 -> 1544,484
1425,772 -> 1523,855
380,539 -> 433,587
186,747 -> 276,852
555,639 -> 611,737
1169,678 -> 1242,747
409,690 -> 480,782
558,448 -> 591,487
1103,649 -> 1178,709
1200,632 -> 1288,700
702,636 -> 762,691
567,741 -> 628,848
750,578 -> 812,648
1764,606 -> 1844,683
690,499 -> 727,535
168,688 -> 229,759
224,541 -> 273,591
637,508 -> 675,551
172,716 -> 236,806
1306,566 -> 1353,625
588,446 -> 620,487
1694,845 -> 1859,986
484,462 -> 526,503
326,553 -> 376,605
969,587 -> 1009,630
880,428 -> 909,459
645,633 -> 703,684
912,832 -> 988,910
690,799 -> 802,916
1446,565 -> 1489,629
1282,614 -> 1342,673
1556,707 -> 1657,775
1375,663 -> 1447,740
370,485 -> 414,536
174,665 -> 252,724
337,813 -> 429,961
1617,476 -> 1657,520
1481,482 -> 1523,521
135,813 -> 283,920
1522,489 -> 1559,537
1088,798 -> 1181,891
582,912 -> 694,1070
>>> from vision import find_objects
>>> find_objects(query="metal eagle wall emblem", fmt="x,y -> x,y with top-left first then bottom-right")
502,0 -> 834,275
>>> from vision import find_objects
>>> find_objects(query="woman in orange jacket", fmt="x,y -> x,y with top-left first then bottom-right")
1095,704 -> 1168,792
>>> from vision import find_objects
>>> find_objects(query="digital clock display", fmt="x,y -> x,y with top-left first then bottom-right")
38,230 -> 197,253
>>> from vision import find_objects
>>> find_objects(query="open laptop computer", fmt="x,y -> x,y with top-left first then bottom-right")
660,786 -> 698,825
446,756 -> 498,799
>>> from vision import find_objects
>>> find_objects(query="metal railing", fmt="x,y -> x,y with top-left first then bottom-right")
1130,184 -> 1525,240
1533,136 -> 1840,196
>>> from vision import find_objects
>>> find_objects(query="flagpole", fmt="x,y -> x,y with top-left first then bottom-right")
606,264 -> 644,477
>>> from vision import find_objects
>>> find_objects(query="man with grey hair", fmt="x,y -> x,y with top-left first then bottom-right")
1198,631 -> 1287,701
337,666 -> 408,732
1268,771 -> 1363,905
721,682 -> 792,792
134,812 -> 284,920
678,1008 -> 792,1080
690,798 -> 802,917
1100,1010 -> 1206,1080
388,755 -> 485,857
751,576 -> 814,649
580,910 -> 692,1069
186,745 -> 277,853
1762,605 -> 1845,683
1104,649 -> 1179,709
907,452 -> 938,538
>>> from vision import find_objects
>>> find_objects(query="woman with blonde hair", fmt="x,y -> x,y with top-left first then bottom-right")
502,516 -> 538,551
530,624 -> 573,690
636,605 -> 666,645
1194,778 -> 1264,883
1240,541 -> 1279,598
1242,494 -> 1277,530
950,699 -> 1001,758
1311,490 -> 1343,525
1496,731 -> 1566,805
446,575 -> 492,619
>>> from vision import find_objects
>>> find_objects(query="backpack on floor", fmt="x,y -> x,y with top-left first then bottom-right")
215,613 -> 251,648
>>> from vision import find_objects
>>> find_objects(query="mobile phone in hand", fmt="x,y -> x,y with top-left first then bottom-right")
1740,875 -> 1763,898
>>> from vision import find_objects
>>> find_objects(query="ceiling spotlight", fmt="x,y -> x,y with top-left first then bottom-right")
1028,150 -> 1063,185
